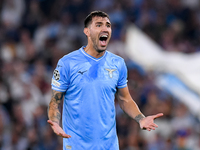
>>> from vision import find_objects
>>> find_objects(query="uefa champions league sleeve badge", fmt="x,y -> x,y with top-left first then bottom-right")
53,70 -> 60,81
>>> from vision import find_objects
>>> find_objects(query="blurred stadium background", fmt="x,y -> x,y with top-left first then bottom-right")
0,0 -> 200,149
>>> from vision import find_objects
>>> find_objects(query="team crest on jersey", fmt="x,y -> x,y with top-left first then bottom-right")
53,69 -> 60,81
105,68 -> 117,78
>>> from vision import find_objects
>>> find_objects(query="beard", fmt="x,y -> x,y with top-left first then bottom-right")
90,36 -> 106,54
96,49 -> 105,53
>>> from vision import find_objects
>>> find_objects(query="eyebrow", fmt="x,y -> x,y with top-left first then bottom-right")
95,22 -> 111,25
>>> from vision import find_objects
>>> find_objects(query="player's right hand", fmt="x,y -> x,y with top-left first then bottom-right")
47,120 -> 71,138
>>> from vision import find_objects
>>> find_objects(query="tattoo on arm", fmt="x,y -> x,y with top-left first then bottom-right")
135,114 -> 145,123
48,90 -> 64,124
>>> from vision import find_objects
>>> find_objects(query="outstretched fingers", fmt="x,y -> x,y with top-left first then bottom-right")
143,123 -> 158,131
152,123 -> 158,128
47,120 -> 54,125
140,113 -> 163,131
146,114 -> 163,131
152,113 -> 164,120
59,132 -> 72,138
47,120 -> 71,138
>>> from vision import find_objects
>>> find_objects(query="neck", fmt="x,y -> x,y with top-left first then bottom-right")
84,45 -> 105,58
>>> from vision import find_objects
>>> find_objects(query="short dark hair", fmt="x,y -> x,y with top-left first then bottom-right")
84,11 -> 110,28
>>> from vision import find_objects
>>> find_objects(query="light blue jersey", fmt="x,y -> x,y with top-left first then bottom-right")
51,46 -> 127,150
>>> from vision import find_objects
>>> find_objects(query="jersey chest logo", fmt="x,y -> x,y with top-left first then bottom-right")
105,68 -> 117,78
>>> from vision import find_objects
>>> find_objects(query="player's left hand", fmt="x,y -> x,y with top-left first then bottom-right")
139,113 -> 163,131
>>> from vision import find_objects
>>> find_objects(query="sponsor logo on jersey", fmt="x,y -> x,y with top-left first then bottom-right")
52,79 -> 61,87
57,65 -> 62,68
66,145 -> 72,149
78,70 -> 88,75
105,68 -> 117,78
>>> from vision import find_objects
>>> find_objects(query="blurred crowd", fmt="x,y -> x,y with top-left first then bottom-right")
0,0 -> 200,150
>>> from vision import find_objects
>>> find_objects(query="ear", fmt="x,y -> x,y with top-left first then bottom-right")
84,28 -> 89,37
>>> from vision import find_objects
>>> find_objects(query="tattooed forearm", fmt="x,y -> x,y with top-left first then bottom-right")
52,90 -> 63,102
48,90 -> 64,124
134,114 -> 145,123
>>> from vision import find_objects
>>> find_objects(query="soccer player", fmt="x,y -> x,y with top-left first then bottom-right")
47,11 -> 163,150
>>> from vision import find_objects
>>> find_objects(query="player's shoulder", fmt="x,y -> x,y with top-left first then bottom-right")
60,49 -> 81,62
106,50 -> 125,62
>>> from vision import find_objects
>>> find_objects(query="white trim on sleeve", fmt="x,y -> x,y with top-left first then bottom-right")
117,84 -> 127,89
52,87 -> 66,92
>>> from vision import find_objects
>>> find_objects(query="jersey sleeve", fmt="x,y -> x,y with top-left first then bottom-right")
117,59 -> 128,89
51,59 -> 70,92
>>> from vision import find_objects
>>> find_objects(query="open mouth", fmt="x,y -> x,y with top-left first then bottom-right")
99,35 -> 108,47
